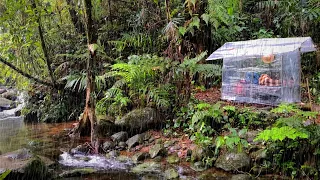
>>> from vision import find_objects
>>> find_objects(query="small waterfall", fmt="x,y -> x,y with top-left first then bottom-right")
0,91 -> 26,120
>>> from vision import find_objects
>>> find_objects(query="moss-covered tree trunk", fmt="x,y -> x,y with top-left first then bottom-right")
84,0 -> 99,154
71,0 -> 99,153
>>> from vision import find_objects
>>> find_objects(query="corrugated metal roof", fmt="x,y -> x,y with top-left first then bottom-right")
206,37 -> 316,61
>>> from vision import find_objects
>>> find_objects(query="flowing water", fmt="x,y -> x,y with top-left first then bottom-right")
0,90 -> 231,180
0,91 -> 141,179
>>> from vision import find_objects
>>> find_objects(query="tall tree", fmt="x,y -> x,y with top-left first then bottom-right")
82,0 -> 99,153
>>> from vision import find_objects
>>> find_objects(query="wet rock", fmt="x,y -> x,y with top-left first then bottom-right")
117,155 -> 131,163
141,174 -> 162,180
143,132 -> 152,141
97,115 -> 119,136
231,174 -> 252,180
132,152 -> 150,163
0,88 -> 7,94
250,149 -> 267,162
0,168 -> 7,174
70,145 -> 89,155
4,148 -> 32,160
59,168 -> 97,178
106,150 -> 120,158
0,97 -> 13,108
131,161 -> 161,174
177,166 -> 194,176
0,152 -> 54,178
103,141 -> 116,151
148,137 -> 155,143
199,171 -> 230,180
111,131 -> 128,142
115,107 -> 162,132
23,158 -> 50,179
215,152 -> 250,171
191,161 -> 207,172
191,146 -> 206,162
1,91 -> 17,101
14,110 -> 21,116
155,139 -> 162,144
153,156 -> 162,162
164,168 -> 179,179
164,140 -> 175,148
126,133 -> 145,149
169,145 -> 181,151
118,141 -> 127,149
167,154 -> 179,164
246,130 -> 259,143
149,144 -> 166,158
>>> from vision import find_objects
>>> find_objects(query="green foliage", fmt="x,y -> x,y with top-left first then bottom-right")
253,103 -> 319,178
215,128 -> 248,154
96,87 -> 131,117
255,126 -> 309,142
99,54 -> 175,115
0,170 -> 11,180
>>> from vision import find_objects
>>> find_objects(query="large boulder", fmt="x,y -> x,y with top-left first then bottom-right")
0,149 -> 54,180
111,131 -> 128,142
102,141 -> 116,151
97,115 -> 120,136
0,88 -> 7,94
0,97 -> 13,109
115,108 -> 162,132
1,91 -> 17,101
215,152 -> 250,171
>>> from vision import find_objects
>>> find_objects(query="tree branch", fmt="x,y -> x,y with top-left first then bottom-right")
0,57 -> 53,87
31,0 -> 57,87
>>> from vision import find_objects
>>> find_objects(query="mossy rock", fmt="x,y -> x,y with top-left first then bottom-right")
167,154 -> 179,164
149,144 -> 166,159
115,108 -> 162,132
164,168 -> 179,179
97,115 -> 120,136
59,168 -> 97,178
4,157 -> 52,180
215,152 -> 250,171
132,152 -> 150,163
131,162 -> 161,174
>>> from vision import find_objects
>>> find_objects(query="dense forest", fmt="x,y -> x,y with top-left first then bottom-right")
1,0 -> 320,179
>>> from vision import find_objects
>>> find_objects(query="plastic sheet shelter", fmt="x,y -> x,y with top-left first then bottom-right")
206,37 -> 316,105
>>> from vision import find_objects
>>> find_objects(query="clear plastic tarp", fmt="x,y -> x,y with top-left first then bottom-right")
206,37 -> 316,105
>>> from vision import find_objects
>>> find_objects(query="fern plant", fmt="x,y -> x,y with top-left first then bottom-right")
102,54 -> 175,111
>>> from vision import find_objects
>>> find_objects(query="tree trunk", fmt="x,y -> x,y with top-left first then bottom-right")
66,0 -> 85,34
83,0 -> 99,153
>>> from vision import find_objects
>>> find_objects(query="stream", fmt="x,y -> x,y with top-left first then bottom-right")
0,89 -> 142,179
0,88 -> 234,180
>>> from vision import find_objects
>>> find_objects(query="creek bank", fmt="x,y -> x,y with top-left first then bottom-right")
64,127 -> 266,179
0,148 -> 54,180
